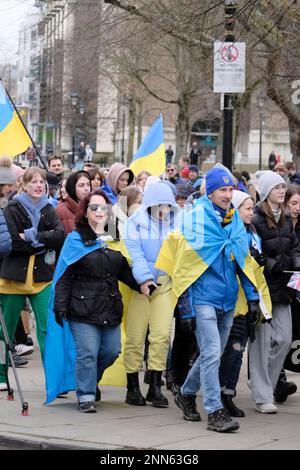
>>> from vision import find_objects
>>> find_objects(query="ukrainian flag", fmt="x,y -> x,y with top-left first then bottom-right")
130,114 -> 165,176
0,80 -> 32,157
156,195 -> 258,300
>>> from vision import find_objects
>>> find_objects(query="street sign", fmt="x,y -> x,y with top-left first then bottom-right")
214,41 -> 245,93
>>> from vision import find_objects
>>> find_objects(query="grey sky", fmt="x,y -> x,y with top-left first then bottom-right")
0,0 -> 37,64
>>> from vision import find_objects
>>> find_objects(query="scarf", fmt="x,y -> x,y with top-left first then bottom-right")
272,207 -> 281,223
14,192 -> 49,247
212,201 -> 235,225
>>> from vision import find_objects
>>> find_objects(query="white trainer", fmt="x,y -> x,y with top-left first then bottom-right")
14,344 -> 34,357
255,403 -> 278,414
0,382 -> 8,391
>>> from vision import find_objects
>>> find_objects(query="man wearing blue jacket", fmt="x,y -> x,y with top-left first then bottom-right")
171,166 -> 261,432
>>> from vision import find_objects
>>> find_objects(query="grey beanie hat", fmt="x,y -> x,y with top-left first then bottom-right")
255,170 -> 286,202
0,157 -> 17,185
232,189 -> 252,209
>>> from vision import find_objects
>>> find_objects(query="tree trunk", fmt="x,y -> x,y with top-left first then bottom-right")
137,98 -> 143,147
289,119 -> 300,169
127,96 -> 136,164
175,93 -> 190,161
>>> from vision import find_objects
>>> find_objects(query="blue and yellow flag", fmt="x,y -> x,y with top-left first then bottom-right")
0,80 -> 32,157
130,114 -> 165,176
156,195 -> 257,298
44,231 -> 131,404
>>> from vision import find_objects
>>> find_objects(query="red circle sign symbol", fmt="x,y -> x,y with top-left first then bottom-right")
220,45 -> 239,63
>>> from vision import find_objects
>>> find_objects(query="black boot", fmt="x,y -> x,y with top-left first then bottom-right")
207,409 -> 239,433
165,369 -> 175,390
144,369 -> 150,384
146,371 -> 169,407
221,392 -> 245,418
274,369 -> 297,403
125,372 -> 146,406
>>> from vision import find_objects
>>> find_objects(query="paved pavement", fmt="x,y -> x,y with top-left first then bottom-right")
1,342 -> 300,451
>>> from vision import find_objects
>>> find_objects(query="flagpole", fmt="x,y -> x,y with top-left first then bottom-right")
0,78 -> 48,171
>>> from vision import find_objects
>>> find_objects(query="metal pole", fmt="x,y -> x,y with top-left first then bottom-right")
259,111 -> 263,170
222,94 -> 233,171
72,127 -> 75,168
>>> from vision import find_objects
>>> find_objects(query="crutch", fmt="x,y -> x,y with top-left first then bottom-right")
0,307 -> 29,415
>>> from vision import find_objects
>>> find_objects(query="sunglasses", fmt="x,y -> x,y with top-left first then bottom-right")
88,204 -> 109,212
167,169 -> 175,172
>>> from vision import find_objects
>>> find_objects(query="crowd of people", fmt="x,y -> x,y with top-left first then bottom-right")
0,150 -> 300,435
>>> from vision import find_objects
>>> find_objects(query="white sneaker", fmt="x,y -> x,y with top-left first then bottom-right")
0,382 -> 7,391
255,403 -> 278,414
14,344 -> 34,357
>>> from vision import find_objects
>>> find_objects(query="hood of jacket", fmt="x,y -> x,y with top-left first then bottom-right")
142,181 -> 177,210
106,163 -> 134,196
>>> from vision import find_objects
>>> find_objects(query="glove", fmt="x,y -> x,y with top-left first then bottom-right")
247,301 -> 262,343
55,312 -> 66,328
180,317 -> 196,336
253,253 -> 266,267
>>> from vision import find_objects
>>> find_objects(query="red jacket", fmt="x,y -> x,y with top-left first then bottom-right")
56,196 -> 79,235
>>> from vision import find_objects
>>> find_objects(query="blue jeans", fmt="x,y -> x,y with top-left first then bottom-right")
69,321 -> 121,403
219,315 -> 248,394
181,305 -> 234,414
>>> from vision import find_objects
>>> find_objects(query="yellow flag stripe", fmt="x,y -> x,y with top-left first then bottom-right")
0,111 -> 32,157
130,143 -> 165,177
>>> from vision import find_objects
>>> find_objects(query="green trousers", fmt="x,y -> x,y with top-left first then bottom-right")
0,284 -> 52,383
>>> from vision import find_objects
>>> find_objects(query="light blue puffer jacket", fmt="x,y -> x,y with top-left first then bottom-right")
0,208 -> 11,259
124,182 -> 178,284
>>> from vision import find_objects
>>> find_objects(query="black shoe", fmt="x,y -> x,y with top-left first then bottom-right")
165,369 -> 175,390
221,393 -> 245,418
25,337 -> 34,347
274,381 -> 297,403
126,372 -> 146,406
146,371 -> 168,407
79,401 -> 97,413
9,354 -> 28,367
95,386 -> 101,402
207,409 -> 239,433
57,391 -> 68,398
174,389 -> 201,421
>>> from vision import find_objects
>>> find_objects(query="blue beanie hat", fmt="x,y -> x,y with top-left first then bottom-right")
189,164 -> 199,174
205,166 -> 235,195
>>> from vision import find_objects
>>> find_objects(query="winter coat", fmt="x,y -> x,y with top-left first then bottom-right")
1,199 -> 64,283
56,195 -> 79,235
106,162 -> 134,196
252,203 -> 300,303
0,209 -> 11,259
290,171 -> 300,186
125,182 -> 178,284
54,224 -> 139,326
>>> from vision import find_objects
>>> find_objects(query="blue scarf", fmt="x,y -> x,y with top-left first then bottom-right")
14,192 -> 49,248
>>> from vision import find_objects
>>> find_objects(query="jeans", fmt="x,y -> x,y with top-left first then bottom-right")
69,321 -> 121,403
181,305 -> 234,414
219,315 -> 248,394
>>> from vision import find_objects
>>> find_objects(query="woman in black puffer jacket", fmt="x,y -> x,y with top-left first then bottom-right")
53,189 -> 140,413
249,171 -> 300,414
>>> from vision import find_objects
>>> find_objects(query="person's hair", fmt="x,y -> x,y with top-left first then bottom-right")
261,200 -> 286,229
65,170 -> 91,202
241,170 -> 250,181
118,186 -> 142,215
179,155 -> 190,164
232,170 -> 244,182
136,171 -> 151,183
75,189 -> 114,230
285,161 -> 296,171
48,155 -> 63,165
83,162 -> 97,172
166,163 -> 177,170
58,177 -> 67,201
285,184 -> 300,205
22,167 -> 46,185
89,168 -> 105,185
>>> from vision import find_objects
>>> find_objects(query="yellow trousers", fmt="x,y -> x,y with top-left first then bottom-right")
124,276 -> 174,373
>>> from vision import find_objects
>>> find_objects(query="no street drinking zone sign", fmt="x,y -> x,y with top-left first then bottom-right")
213,41 -> 246,93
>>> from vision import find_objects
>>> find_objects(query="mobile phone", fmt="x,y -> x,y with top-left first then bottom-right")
148,284 -> 157,295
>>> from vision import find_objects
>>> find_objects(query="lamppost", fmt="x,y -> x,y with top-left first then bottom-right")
257,94 -> 265,170
69,91 -> 85,168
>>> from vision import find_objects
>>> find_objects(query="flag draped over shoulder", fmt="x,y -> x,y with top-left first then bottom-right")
44,231 -> 131,405
130,114 -> 165,177
156,195 -> 257,298
0,80 -> 32,157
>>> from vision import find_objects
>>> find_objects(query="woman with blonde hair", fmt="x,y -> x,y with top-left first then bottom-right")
0,167 -> 64,387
